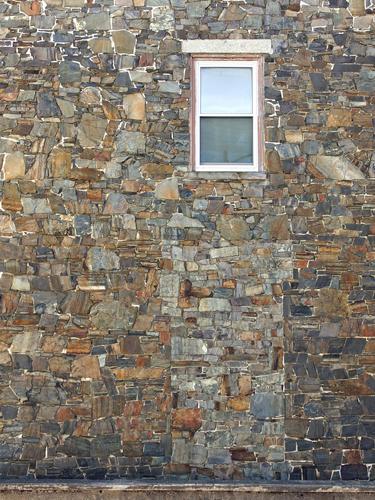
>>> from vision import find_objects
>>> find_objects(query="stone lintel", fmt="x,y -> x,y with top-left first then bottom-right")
181,39 -> 273,54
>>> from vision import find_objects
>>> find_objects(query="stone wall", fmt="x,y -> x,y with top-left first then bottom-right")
0,0 -> 374,482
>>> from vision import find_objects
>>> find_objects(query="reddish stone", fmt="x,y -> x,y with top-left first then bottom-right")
123,401 -> 143,417
55,407 -> 75,421
172,408 -> 202,432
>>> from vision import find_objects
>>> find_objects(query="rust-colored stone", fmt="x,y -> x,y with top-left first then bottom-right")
172,408 -> 202,432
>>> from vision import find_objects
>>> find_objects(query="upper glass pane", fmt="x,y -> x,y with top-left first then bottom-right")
200,67 -> 253,115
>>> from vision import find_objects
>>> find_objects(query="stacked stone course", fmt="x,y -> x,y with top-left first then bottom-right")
0,0 -> 374,482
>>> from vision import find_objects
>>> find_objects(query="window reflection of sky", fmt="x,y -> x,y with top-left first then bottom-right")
200,67 -> 253,114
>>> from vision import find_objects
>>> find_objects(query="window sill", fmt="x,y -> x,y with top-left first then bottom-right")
187,170 -> 267,180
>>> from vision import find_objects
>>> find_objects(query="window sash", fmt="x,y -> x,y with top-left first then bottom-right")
193,58 -> 261,172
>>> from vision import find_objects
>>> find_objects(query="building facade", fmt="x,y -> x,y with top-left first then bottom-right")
0,0 -> 374,482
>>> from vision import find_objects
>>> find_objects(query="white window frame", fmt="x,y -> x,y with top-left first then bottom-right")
193,58 -> 261,173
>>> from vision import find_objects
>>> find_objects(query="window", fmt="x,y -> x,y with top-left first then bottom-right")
192,57 -> 263,172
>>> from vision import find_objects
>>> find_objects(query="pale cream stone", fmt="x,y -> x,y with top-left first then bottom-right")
2,152 -> 25,180
11,276 -> 30,291
182,39 -> 272,54
123,93 -> 146,120
155,177 -> 179,200
0,215 -> 15,234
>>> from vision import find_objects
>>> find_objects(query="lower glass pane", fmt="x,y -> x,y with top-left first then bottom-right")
200,117 -> 253,164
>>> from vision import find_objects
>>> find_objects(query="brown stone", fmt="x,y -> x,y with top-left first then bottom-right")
113,368 -> 165,380
268,214 -> 290,240
123,93 -> 146,120
238,375 -> 252,396
2,184 -> 22,212
2,152 -> 25,180
349,0 -> 365,15
316,288 -> 349,319
119,336 -> 142,355
217,215 -> 251,241
230,448 -> 256,461
20,0 -> 41,15
141,163 -> 174,180
51,149 -> 71,177
266,150 -> 282,174
66,339 -> 92,354
72,355 -> 101,379
327,109 -> 352,128
227,396 -> 250,411
0,215 -> 15,234
172,408 -> 202,432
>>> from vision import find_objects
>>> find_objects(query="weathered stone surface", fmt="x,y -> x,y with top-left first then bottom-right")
309,155 -> 365,180
172,409 -> 202,432
88,38 -> 113,54
50,149 -> 71,178
22,198 -> 51,214
251,393 -> 284,419
217,216 -> 251,241
168,213 -> 203,228
59,61 -> 81,85
199,298 -> 231,312
90,300 -> 137,330
260,215 -> 290,240
103,193 -> 128,214
86,247 -> 120,271
155,177 -> 179,200
115,130 -> 146,154
78,113 -> 108,148
11,332 -> 41,353
123,93 -> 145,120
316,289 -> 349,319
37,92 -> 60,118
71,356 -> 101,379
2,152 -> 25,180
0,0 -> 373,484
112,30 -> 136,54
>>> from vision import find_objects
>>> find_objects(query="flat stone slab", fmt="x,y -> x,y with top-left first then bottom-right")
1,481 -> 375,500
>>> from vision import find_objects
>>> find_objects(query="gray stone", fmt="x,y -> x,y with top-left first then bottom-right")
172,338 -> 207,357
86,247 -> 120,271
74,215 -> 91,236
90,300 -> 137,330
167,213 -> 204,228
159,274 -> 180,297
11,332 -> 41,353
199,298 -> 231,312
36,92 -> 60,118
77,113 -> 108,148
115,130 -> 146,154
84,13 -> 111,31
251,393 -> 284,419
103,193 -> 129,214
357,69 -> 375,92
22,198 -> 52,214
158,81 -> 181,93
186,1 -> 210,17
59,61 -> 81,85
